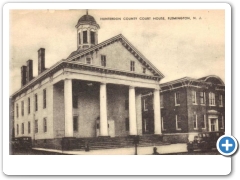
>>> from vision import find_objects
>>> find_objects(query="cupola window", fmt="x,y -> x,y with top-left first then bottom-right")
83,31 -> 88,44
91,31 -> 95,44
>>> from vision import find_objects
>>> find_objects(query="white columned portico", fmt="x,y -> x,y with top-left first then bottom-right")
129,86 -> 137,135
153,89 -> 162,135
100,83 -> 108,136
64,78 -> 73,137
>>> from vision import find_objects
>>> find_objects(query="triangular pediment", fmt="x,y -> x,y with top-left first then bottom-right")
66,34 -> 164,78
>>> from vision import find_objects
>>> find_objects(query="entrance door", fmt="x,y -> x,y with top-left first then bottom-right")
108,120 -> 115,137
210,119 -> 216,131
209,118 -> 219,132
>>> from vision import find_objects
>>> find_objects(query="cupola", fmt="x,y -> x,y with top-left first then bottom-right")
75,10 -> 100,50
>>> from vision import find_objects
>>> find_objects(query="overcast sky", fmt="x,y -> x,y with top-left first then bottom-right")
9,9 -> 225,94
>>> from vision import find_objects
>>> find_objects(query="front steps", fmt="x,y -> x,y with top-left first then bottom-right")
67,135 -> 168,151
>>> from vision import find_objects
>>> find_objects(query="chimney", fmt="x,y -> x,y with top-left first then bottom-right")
26,59 -> 33,83
21,65 -> 27,87
38,48 -> 45,75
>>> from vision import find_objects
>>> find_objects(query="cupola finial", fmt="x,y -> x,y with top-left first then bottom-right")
86,9 -> 88,15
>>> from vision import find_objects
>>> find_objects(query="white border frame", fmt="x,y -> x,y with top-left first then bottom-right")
3,3 -> 231,175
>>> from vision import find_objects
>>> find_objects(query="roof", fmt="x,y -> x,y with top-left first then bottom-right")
11,34 -> 165,99
197,75 -> 225,85
66,34 -> 165,78
67,48 -> 86,58
75,14 -> 100,28
160,75 -> 225,90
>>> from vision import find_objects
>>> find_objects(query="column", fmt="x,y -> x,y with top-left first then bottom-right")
100,83 -> 108,136
135,92 -> 142,135
87,28 -> 90,45
154,89 -> 162,135
129,86 -> 137,135
216,118 -> 219,131
64,78 -> 73,137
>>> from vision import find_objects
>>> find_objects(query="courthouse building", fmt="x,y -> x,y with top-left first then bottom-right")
10,12 -> 165,148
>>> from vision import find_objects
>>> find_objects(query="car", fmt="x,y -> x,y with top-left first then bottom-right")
11,136 -> 32,150
187,131 -> 224,152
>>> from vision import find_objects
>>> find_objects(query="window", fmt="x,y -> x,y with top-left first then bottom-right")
43,118 -> 47,132
21,101 -> 24,116
28,121 -> 31,134
43,89 -> 46,109
143,67 -> 146,74
176,115 -> 181,130
73,95 -> 78,108
28,97 -> 30,114
200,92 -> 206,104
125,118 -> 129,131
101,55 -> 106,67
83,31 -> 87,43
17,124 -> 19,135
201,115 -> 206,129
175,92 -> 180,105
160,94 -> 164,108
219,95 -> 223,106
219,116 -> 224,129
78,32 -> 81,45
162,117 -> 166,131
86,57 -> 91,64
143,99 -> 148,111
35,120 -> 38,133
73,116 -> 78,132
209,92 -> 215,106
91,31 -> 95,44
16,104 -> 19,118
21,123 -> 24,134
193,114 -> 198,129
35,94 -> 38,111
130,61 -> 135,71
125,99 -> 129,110
192,91 -> 197,104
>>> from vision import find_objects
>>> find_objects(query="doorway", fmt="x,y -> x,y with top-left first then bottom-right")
208,118 -> 219,132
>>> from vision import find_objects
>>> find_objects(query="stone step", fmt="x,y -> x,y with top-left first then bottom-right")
67,135 -> 164,150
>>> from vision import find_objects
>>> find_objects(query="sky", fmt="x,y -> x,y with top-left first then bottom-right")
9,9 -> 225,94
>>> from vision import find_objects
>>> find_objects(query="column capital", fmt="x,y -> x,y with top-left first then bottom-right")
129,86 -> 135,89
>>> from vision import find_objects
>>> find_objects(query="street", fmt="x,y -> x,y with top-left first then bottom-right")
10,148 -> 220,155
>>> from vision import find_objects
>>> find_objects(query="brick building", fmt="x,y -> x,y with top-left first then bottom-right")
142,76 -> 225,138
10,12 -> 165,149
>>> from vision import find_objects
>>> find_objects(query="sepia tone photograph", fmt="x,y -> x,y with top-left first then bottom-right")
9,9 -> 225,155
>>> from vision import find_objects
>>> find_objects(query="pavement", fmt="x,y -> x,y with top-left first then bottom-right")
33,143 -> 187,155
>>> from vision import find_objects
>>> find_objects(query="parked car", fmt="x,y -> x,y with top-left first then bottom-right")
11,136 -> 32,150
187,131 -> 224,152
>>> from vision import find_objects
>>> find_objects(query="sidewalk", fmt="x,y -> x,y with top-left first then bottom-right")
33,143 -> 187,155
